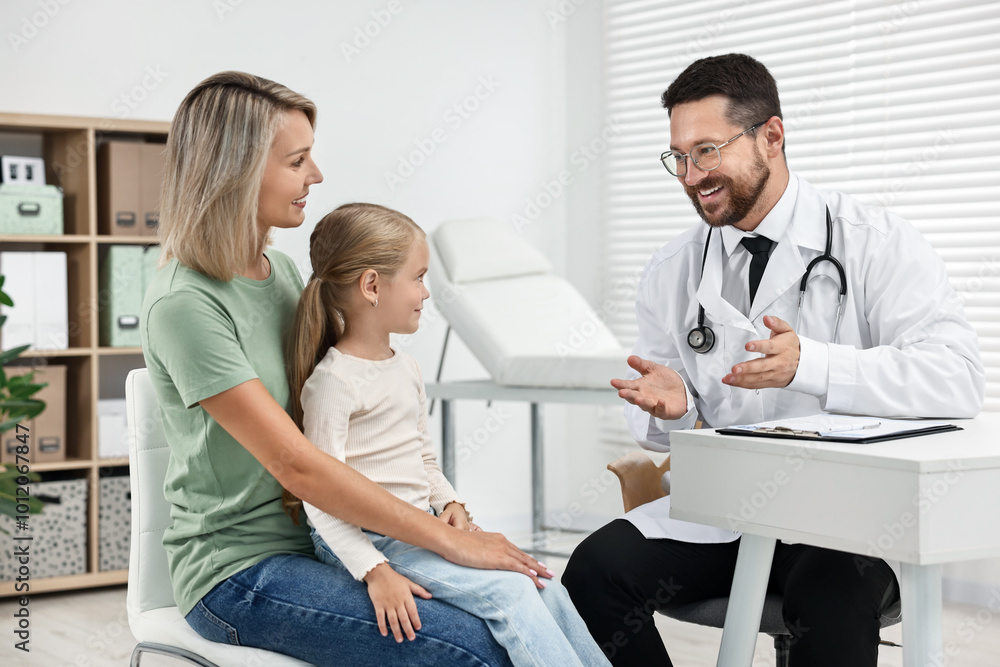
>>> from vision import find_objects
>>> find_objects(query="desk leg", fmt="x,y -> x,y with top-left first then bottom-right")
901,562 -> 942,667
717,534 -> 775,667
441,399 -> 456,486
531,402 -> 543,537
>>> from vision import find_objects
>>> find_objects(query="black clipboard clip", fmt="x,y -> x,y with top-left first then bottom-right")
754,426 -> 823,437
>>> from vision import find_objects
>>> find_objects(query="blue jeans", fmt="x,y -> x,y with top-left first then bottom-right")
312,529 -> 611,667
185,552 -> 515,666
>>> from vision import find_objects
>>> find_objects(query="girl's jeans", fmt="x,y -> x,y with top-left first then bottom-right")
312,528 -> 611,667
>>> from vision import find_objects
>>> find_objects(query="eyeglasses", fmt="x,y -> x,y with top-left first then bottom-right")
660,121 -> 767,177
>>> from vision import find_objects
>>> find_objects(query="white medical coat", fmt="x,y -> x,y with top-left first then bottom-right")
623,174 -> 986,543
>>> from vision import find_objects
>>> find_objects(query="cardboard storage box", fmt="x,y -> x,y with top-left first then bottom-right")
98,474 -> 131,571
0,365 -> 67,464
0,251 -> 69,351
99,245 -> 161,347
0,184 -> 63,235
98,142 -> 141,235
0,477 -> 88,580
139,143 -> 165,237
99,142 -> 165,236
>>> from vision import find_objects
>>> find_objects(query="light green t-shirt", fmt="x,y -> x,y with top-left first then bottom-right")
141,250 -> 314,616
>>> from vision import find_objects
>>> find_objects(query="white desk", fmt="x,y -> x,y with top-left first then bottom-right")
424,381 -> 622,545
668,414 -> 1000,667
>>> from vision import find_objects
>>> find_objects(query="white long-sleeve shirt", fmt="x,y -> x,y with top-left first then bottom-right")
301,347 -> 461,579
623,174 -> 985,543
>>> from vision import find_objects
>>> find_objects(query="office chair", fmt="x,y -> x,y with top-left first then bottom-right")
607,450 -> 902,667
428,217 -> 628,388
125,368 -> 312,667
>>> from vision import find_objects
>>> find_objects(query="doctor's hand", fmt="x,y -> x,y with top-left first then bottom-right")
723,315 -> 800,389
611,355 -> 689,420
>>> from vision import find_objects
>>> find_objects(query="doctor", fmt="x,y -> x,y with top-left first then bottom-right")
563,53 -> 985,667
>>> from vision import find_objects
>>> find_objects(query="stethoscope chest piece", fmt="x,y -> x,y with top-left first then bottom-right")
687,325 -> 715,354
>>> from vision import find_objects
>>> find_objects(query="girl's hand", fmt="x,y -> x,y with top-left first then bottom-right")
440,502 -> 471,531
363,562 -> 432,642
439,530 -> 554,590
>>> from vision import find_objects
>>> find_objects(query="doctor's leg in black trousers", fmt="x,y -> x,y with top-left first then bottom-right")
563,519 -> 898,667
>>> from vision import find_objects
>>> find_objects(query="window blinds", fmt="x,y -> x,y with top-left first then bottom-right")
599,0 -> 1000,448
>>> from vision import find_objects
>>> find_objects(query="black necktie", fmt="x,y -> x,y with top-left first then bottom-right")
740,236 -> 774,306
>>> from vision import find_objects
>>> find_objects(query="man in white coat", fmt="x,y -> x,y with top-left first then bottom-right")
563,53 -> 985,667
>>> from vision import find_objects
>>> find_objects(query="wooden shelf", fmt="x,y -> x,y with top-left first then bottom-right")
0,235 -> 157,245
27,458 -> 94,473
0,234 -> 91,244
97,457 -> 130,468
97,347 -> 144,356
0,112 -> 168,136
0,570 -> 127,598
20,348 -> 93,358
95,236 -> 157,245
0,112 -> 169,597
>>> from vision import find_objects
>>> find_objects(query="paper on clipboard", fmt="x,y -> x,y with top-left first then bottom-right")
722,414 -> 956,440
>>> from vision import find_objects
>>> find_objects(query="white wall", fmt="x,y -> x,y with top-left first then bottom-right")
0,0 -> 623,533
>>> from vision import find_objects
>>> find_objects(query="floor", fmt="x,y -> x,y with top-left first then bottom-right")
4,562 -> 1000,666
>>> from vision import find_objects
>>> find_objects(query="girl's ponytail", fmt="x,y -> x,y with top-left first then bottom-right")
287,277 -> 338,429
283,276 -> 338,524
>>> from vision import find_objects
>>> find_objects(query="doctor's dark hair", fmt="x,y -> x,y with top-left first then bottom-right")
662,54 -> 783,149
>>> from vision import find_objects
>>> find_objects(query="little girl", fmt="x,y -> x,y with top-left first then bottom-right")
287,203 -> 610,667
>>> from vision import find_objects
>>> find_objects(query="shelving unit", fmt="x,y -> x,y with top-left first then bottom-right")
0,112 -> 169,596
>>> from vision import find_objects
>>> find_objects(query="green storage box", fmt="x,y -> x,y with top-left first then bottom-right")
0,183 -> 64,235
99,245 -> 161,347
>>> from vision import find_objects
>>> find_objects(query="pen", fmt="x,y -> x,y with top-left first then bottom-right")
823,421 -> 881,433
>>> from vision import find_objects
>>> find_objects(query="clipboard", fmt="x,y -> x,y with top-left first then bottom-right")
716,414 -> 962,444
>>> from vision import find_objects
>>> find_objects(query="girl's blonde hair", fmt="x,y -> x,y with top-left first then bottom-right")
282,203 -> 423,524
158,71 -> 317,281
288,202 -> 424,428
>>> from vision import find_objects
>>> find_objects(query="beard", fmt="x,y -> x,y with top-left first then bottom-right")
684,151 -> 770,228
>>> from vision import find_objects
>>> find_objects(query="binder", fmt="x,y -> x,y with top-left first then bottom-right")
716,414 -> 961,444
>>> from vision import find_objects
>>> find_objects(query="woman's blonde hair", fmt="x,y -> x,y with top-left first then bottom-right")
287,202 -> 424,428
282,203 -> 423,524
158,71 -> 316,281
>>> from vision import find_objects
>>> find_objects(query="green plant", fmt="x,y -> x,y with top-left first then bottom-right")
0,462 -> 44,519
0,275 -> 46,431
0,274 -> 47,524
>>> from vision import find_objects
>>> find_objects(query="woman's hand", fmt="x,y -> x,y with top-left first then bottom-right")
363,562 -> 432,642
438,529 -> 554,590
439,502 -> 472,531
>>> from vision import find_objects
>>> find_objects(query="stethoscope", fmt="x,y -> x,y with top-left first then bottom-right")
687,206 -> 847,354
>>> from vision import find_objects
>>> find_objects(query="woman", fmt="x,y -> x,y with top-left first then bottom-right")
141,71 -> 549,666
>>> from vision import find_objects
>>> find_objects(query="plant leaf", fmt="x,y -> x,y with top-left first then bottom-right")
0,345 -> 32,365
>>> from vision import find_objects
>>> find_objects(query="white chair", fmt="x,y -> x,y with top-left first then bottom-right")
125,368 -> 312,667
428,217 -> 628,388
